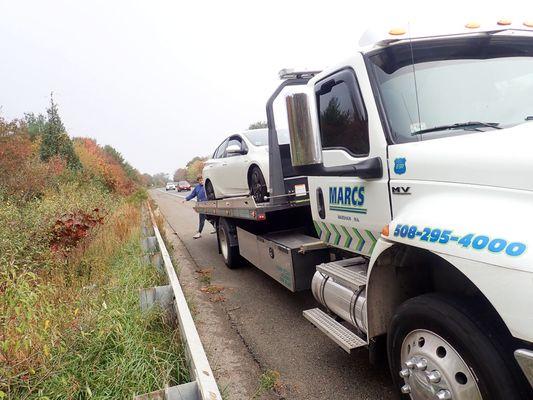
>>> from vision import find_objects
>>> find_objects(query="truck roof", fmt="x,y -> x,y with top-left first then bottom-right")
358,19 -> 533,52
303,19 -> 533,88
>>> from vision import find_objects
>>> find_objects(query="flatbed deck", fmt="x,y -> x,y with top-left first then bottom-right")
194,195 -> 310,221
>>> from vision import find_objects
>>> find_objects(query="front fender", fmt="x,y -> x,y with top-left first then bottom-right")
389,183 -> 532,273
368,184 -> 533,342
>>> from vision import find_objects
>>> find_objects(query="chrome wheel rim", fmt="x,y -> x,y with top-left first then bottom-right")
399,329 -> 482,400
219,227 -> 229,262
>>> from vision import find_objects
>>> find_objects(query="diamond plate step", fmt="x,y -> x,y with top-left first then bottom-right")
316,258 -> 367,291
303,308 -> 366,353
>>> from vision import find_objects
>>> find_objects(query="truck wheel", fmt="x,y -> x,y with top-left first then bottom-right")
388,293 -> 529,400
218,219 -> 240,269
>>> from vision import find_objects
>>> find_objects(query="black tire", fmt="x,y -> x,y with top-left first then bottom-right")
388,293 -> 531,400
217,218 -> 240,269
248,166 -> 267,203
205,180 -> 216,200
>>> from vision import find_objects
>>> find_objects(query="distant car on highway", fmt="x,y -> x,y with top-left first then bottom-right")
165,182 -> 176,191
202,128 -> 289,203
177,180 -> 191,192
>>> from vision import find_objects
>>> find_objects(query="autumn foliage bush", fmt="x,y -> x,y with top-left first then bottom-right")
0,111 -> 150,397
0,132 -> 66,201
74,138 -> 135,195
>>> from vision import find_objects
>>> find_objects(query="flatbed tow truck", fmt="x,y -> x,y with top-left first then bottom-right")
195,21 -> 533,400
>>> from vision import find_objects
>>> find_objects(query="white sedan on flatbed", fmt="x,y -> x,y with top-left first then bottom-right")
203,129 -> 286,203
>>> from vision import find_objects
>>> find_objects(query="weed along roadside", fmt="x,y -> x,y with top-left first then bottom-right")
0,195 -> 190,399
0,111 -> 190,399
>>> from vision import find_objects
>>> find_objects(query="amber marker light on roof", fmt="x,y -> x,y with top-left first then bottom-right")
389,28 -> 406,36
465,22 -> 481,29
381,224 -> 390,237
497,19 -> 512,26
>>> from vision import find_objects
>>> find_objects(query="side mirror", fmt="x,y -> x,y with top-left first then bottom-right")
226,144 -> 243,155
286,92 -> 322,167
286,91 -> 382,179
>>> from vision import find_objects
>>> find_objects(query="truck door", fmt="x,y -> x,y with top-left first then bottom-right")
307,62 -> 391,256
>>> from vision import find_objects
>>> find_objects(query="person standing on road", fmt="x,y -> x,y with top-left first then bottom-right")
183,175 -> 214,239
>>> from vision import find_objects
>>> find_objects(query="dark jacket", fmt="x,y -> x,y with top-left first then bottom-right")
186,184 -> 207,202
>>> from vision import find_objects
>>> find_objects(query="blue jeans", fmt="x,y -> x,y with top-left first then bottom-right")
198,214 -> 206,233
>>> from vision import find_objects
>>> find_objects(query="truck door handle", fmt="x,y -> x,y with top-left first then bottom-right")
221,163 -> 227,166
316,187 -> 326,219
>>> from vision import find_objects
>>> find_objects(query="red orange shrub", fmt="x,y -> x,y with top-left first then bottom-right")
0,133 -> 66,200
74,138 -> 135,195
50,208 -> 105,256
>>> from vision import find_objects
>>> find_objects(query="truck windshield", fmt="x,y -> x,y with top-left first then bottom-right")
368,35 -> 533,143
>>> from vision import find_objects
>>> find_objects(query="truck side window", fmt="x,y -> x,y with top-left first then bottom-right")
316,69 -> 369,156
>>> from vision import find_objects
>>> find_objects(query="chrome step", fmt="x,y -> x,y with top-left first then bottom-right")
303,308 -> 366,353
316,258 -> 367,291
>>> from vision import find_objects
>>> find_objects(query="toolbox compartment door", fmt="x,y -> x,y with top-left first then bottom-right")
237,227 -> 329,291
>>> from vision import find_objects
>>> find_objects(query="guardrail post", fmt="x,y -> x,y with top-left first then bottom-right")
139,285 -> 176,326
142,236 -> 158,253
149,252 -> 164,274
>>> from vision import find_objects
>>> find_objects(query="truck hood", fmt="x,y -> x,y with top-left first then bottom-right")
389,123 -> 533,192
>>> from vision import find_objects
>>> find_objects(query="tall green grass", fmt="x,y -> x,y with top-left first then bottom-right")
31,234 -> 189,399
1,199 -> 189,399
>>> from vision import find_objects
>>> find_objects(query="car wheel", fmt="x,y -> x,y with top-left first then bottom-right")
249,166 -> 267,203
205,180 -> 216,200
388,293 -> 531,400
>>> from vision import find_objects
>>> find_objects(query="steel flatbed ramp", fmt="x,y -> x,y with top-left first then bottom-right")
194,195 -> 309,221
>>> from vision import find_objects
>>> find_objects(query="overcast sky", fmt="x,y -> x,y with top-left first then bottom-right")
0,1 -> 529,175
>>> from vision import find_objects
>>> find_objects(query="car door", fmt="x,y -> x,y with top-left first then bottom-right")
307,62 -> 391,256
222,135 -> 250,195
204,139 -> 227,196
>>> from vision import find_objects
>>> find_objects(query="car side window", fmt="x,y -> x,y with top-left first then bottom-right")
213,139 -> 227,159
315,68 -> 369,156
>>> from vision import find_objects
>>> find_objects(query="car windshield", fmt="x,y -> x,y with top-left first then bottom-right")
178,181 -> 189,185
244,128 -> 290,146
368,35 -> 533,143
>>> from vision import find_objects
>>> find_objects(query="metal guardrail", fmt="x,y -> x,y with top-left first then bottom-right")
136,204 -> 222,400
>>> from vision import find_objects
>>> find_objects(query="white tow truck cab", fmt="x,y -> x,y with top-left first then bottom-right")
196,20 -> 533,400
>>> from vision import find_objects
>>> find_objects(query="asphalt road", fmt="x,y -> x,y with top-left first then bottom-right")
151,189 -> 395,400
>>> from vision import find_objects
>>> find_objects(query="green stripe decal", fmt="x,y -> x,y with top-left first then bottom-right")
352,228 -> 365,252
341,225 -> 352,248
331,224 -> 341,246
313,221 -> 322,238
329,206 -> 368,214
322,222 -> 331,243
366,230 -> 377,254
